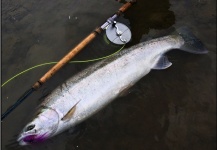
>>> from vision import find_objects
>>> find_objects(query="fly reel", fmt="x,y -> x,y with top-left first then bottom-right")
105,21 -> 132,45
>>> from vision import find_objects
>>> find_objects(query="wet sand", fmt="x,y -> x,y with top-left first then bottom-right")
1,0 -> 216,150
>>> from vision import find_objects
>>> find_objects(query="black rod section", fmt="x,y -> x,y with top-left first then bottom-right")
1,88 -> 35,120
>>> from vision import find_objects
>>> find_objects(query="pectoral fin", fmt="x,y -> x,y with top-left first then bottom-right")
61,100 -> 81,121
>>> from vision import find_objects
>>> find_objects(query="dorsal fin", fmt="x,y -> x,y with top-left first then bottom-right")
61,100 -> 81,121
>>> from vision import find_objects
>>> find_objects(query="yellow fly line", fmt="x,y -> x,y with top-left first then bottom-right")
2,45 -> 125,87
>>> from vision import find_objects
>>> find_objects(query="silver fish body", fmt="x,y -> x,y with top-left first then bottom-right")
18,27 -> 207,145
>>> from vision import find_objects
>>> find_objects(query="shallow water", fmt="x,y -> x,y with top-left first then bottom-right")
1,0 -> 216,150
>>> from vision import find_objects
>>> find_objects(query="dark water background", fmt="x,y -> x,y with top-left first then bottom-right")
1,0 -> 216,150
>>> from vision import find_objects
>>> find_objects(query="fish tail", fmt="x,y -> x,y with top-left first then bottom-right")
175,26 -> 208,54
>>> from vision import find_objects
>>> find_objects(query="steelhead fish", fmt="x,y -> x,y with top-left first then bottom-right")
17,27 -> 208,145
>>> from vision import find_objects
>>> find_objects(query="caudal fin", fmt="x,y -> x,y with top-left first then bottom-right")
175,27 -> 208,54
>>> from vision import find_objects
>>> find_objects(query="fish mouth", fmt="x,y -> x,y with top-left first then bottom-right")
17,133 -> 48,145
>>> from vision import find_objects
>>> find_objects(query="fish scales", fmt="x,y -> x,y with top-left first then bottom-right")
17,27 -> 208,145
43,35 -> 182,132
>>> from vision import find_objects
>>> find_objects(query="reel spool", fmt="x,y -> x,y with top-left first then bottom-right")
106,21 -> 131,45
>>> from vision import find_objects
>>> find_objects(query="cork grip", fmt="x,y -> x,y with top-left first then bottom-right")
32,28 -> 102,89
32,1 -> 137,90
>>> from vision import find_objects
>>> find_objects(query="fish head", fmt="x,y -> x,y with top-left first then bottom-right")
17,106 -> 59,145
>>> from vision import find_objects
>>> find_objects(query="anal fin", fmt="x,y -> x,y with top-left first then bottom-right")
152,55 -> 172,70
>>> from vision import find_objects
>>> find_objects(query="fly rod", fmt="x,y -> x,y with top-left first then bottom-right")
1,0 -> 137,120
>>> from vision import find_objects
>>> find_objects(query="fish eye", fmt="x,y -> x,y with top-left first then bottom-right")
25,124 -> 35,132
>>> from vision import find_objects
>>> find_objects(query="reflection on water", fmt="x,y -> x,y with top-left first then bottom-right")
1,0 -> 216,150
123,0 -> 175,45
